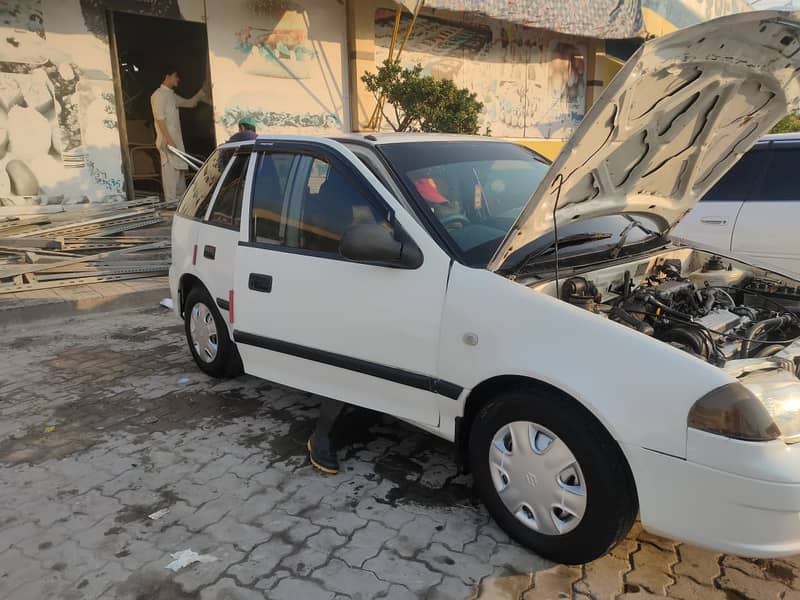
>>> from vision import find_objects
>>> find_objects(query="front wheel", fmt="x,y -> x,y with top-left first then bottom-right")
184,287 -> 242,378
469,385 -> 638,564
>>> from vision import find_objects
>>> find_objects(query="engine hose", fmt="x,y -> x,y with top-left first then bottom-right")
754,343 -> 786,358
644,295 -> 692,320
742,315 -> 794,358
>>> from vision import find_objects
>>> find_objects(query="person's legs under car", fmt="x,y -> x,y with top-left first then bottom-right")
308,398 -> 345,474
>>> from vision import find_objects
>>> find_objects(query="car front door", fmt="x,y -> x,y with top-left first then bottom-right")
731,144 -> 800,278
231,141 -> 455,427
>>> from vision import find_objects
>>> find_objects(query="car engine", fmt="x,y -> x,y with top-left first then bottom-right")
560,255 -> 800,366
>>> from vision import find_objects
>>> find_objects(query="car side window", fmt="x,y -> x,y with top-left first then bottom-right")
701,150 -> 763,202
208,154 -> 248,228
250,153 -> 294,243
753,148 -> 798,201
177,148 -> 232,218
288,156 -> 386,255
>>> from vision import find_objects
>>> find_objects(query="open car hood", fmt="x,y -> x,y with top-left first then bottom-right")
488,11 -> 800,273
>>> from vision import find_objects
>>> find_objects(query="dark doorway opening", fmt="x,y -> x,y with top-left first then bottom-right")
110,11 -> 216,199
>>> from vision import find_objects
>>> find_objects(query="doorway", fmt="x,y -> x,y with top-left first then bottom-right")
110,11 -> 216,198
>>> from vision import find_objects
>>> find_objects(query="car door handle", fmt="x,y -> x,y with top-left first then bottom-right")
249,273 -> 273,293
700,217 -> 727,225
203,245 -> 216,259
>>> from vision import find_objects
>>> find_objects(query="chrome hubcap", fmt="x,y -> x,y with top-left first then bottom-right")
489,421 -> 587,535
189,302 -> 218,363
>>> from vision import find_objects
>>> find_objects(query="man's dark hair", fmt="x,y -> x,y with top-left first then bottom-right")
161,65 -> 178,80
241,122 -> 256,132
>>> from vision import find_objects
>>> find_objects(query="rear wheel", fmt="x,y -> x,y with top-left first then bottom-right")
184,287 -> 242,378
469,385 -> 637,564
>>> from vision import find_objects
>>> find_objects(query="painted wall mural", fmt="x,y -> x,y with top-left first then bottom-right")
643,0 -> 750,29
206,0 -> 346,140
0,0 -> 125,207
374,10 -> 587,139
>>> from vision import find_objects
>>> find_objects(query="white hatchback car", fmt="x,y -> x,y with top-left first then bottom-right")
171,12 -> 800,564
673,132 -> 800,279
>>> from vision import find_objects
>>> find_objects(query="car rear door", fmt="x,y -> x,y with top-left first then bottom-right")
731,142 -> 800,278
194,148 -> 253,325
671,149 -> 765,251
231,140 -> 455,427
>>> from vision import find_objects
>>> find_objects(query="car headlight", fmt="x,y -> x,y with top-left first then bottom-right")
688,382 -> 781,442
739,370 -> 800,444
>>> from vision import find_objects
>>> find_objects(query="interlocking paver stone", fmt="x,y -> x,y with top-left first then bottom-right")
270,577 -> 336,600
312,558 -> 391,598
626,541 -> 678,595
419,542 -> 494,586
667,575 -> 727,600
338,520 -> 397,568
717,567 -> 787,599
522,564 -> 581,599
385,514 -> 442,558
671,545 -> 720,585
173,543 -> 246,593
199,577 -> 265,600
227,537 -> 295,585
364,549 -> 444,593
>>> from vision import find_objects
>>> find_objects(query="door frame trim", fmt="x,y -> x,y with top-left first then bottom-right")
233,330 -> 463,400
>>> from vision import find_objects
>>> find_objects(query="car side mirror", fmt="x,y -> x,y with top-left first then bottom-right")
339,223 -> 423,269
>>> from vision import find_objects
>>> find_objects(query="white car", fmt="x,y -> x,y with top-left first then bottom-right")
673,132 -> 800,278
170,12 -> 800,564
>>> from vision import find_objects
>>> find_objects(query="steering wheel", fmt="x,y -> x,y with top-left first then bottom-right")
439,214 -> 471,229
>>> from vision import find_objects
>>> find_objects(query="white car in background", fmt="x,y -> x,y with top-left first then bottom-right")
170,12 -> 800,564
673,132 -> 800,279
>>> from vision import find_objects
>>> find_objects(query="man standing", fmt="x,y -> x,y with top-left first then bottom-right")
227,116 -> 258,143
151,65 -> 206,201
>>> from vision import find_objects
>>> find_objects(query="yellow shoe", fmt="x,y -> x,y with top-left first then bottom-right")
307,438 -> 339,474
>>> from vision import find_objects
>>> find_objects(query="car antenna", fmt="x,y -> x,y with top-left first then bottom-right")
550,173 -> 564,299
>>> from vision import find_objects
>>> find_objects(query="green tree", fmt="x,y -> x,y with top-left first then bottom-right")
362,59 -> 483,134
770,113 -> 800,134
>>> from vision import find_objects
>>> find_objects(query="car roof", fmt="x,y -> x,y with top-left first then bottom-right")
219,132 -> 512,150
757,132 -> 800,146
332,132 -> 507,145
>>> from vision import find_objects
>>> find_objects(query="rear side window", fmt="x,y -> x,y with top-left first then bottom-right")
702,150 -> 764,202
251,153 -> 293,243
208,154 -> 248,228
177,149 -> 232,218
754,148 -> 799,201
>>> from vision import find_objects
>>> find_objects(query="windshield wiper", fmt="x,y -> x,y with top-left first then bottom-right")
608,215 -> 659,259
512,232 -> 613,275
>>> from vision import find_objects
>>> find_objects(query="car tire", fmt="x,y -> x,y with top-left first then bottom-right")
184,287 -> 243,379
469,384 -> 638,564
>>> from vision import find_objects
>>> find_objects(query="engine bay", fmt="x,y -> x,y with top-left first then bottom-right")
532,250 -> 800,368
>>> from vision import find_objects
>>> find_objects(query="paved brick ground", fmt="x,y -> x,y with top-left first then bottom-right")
2,305 -> 799,599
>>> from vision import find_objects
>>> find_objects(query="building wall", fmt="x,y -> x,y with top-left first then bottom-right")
368,6 -> 597,140
0,0 -> 211,209
0,0 -> 349,209
205,0 -> 349,143
643,0 -> 750,29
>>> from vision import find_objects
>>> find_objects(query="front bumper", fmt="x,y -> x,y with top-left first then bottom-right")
627,435 -> 800,557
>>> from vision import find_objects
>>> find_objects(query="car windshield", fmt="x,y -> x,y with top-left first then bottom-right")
379,141 -> 550,266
